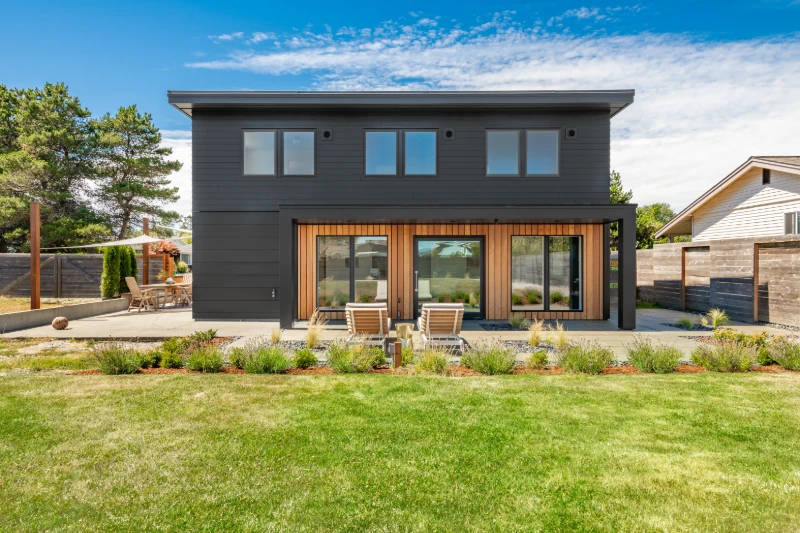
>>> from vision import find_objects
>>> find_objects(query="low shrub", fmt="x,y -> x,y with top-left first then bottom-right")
185,329 -> 218,348
691,343 -> 756,372
549,291 -> 565,304
243,345 -> 291,374
139,350 -> 162,369
556,341 -> 615,374
92,344 -> 141,375
673,317 -> 695,329
636,299 -> 663,309
766,336 -> 800,371
462,339 -> 516,375
270,329 -> 281,345
328,341 -> 385,373
160,350 -> 185,369
527,350 -> 549,369
625,336 -> 681,373
161,336 -> 187,356
293,348 -> 318,369
401,346 -> 415,366
186,347 -> 224,373
416,350 -> 450,374
229,347 -> 246,369
712,328 -> 771,364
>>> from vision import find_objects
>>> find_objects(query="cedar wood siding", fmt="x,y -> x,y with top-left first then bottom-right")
692,167 -> 800,241
191,108 -> 612,320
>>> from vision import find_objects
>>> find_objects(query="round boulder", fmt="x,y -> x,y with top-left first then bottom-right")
51,316 -> 69,330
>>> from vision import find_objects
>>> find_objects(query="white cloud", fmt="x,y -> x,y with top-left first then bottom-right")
248,31 -> 276,44
208,31 -> 244,43
190,16 -> 800,210
160,130 -> 192,217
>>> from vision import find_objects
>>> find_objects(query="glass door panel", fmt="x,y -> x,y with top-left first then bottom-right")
415,238 -> 483,318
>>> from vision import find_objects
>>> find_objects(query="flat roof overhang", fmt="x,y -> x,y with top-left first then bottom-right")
168,90 -> 635,118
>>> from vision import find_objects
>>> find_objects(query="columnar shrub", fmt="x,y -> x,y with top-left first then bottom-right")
691,343 -> 756,372
625,336 -> 682,373
186,347 -> 224,373
416,350 -> 450,374
462,339 -> 516,375
766,336 -> 800,371
100,246 -> 122,298
556,341 -> 615,374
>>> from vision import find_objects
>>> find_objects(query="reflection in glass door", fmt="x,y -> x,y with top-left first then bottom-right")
414,238 -> 483,318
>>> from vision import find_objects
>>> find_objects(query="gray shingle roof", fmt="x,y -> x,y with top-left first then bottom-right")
754,156 -> 800,167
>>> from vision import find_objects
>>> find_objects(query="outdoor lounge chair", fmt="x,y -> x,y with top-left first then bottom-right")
345,303 -> 391,350
417,303 -> 465,353
125,277 -> 166,312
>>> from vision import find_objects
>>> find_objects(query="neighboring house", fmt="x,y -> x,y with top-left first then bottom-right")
656,157 -> 800,241
168,90 -> 638,329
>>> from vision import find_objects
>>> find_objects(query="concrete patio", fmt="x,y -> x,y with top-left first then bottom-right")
1,306 -> 791,358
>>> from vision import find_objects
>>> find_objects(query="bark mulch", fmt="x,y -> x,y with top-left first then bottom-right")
285,366 -> 335,375
754,365 -> 797,373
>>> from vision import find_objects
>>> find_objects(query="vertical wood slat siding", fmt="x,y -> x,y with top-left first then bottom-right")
298,223 -> 604,320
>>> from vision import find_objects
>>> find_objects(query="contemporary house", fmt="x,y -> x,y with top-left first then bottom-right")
168,90 -> 637,329
639,156 -> 800,327
656,156 -> 800,241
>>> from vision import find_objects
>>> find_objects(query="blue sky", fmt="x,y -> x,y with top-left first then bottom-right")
3,1 -> 800,214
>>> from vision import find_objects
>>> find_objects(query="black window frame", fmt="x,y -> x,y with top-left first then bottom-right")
485,129 -> 522,177
364,129 -> 400,177
316,235 -> 389,310
281,129 -> 317,177
242,129 -> 278,177
403,129 -> 438,177
524,129 -> 561,177
510,234 -> 583,313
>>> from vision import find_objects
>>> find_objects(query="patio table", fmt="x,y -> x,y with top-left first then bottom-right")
141,283 -> 192,307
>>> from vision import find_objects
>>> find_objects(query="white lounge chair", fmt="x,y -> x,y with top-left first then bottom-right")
417,303 -> 465,353
345,303 -> 391,350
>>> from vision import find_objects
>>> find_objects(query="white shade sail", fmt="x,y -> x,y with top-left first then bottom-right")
40,234 -> 165,250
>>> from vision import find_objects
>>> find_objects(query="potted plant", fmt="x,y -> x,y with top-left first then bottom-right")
174,261 -> 189,282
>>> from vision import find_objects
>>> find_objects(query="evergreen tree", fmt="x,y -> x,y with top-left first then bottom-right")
100,246 -> 122,298
95,105 -> 181,238
609,170 -> 633,250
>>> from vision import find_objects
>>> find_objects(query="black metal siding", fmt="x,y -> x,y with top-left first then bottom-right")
192,107 -> 613,320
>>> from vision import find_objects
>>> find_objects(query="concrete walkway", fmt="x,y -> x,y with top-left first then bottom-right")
1,306 -> 792,358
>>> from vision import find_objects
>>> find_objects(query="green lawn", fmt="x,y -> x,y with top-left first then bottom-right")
1,373 -> 799,532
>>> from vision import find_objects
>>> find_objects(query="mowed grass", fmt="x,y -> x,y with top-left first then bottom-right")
0,338 -> 93,371
1,373 -> 799,532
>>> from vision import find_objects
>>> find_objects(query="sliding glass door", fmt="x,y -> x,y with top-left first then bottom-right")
414,238 -> 483,318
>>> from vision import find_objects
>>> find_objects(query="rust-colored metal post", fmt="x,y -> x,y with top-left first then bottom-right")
142,217 -> 150,284
30,202 -> 40,309
393,341 -> 402,369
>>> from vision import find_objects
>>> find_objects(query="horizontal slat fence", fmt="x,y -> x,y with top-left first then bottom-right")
636,235 -> 800,327
1,253 -> 168,298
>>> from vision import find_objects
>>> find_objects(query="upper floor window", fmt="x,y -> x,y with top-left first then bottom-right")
486,130 -> 520,175
404,131 -> 437,175
786,212 -> 800,235
526,130 -> 559,175
365,131 -> 398,176
763,168 -> 771,185
243,130 -> 276,176
283,131 -> 315,176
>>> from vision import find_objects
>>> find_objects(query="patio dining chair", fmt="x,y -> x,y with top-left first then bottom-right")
125,277 -> 166,312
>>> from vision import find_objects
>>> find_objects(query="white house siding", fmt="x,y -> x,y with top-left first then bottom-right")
692,168 -> 800,241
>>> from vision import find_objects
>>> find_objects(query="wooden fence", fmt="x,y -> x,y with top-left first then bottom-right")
637,235 -> 800,327
0,253 -> 169,299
